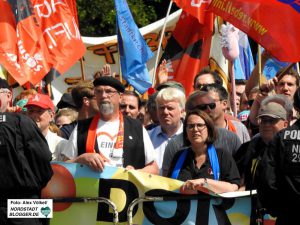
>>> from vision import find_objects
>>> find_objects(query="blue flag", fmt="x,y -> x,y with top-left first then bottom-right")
256,48 -> 294,80
263,58 -> 290,80
114,0 -> 154,94
234,32 -> 254,80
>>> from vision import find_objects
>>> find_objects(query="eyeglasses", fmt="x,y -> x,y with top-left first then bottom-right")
95,89 -> 118,97
186,123 -> 206,130
194,102 -> 216,111
258,117 -> 282,125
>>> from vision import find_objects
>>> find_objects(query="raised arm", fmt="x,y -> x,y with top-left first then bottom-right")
245,51 -> 271,98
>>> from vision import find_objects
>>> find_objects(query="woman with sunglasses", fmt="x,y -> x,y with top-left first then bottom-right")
167,109 -> 240,194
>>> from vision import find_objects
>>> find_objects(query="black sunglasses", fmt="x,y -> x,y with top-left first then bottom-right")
194,102 -> 216,111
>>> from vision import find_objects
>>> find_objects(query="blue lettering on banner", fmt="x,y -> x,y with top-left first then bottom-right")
278,0 -> 300,13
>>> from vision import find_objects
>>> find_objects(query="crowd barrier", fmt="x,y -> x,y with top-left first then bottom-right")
43,163 -> 276,225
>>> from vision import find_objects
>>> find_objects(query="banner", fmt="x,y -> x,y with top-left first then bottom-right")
43,163 -> 276,225
115,0 -> 154,94
10,9 -> 181,105
208,0 -> 300,62
10,10 -> 230,105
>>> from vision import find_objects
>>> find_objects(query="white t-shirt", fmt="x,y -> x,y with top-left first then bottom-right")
45,130 -> 68,161
62,119 -> 156,168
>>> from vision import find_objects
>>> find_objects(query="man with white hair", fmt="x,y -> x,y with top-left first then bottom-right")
148,87 -> 186,171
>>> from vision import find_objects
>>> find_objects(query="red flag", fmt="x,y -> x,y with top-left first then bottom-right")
65,0 -> 79,26
160,11 -> 213,96
0,0 -> 85,86
208,0 -> 300,62
33,0 -> 85,78
0,0 -> 53,86
172,0 -> 212,24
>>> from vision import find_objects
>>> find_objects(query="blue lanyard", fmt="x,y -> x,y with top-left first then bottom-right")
171,144 -> 220,180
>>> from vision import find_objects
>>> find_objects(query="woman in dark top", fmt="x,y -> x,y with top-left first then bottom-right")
167,109 -> 240,194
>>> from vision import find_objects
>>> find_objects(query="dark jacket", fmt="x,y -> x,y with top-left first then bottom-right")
234,135 -> 268,225
257,119 -> 300,225
234,135 -> 267,190
0,113 -> 53,199
77,115 -> 145,169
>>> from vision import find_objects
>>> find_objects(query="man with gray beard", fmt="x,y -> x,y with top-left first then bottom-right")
62,76 -> 158,174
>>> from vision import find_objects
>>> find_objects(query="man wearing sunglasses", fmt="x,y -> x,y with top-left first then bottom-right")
193,66 -> 223,90
162,90 -> 242,176
200,83 -> 250,144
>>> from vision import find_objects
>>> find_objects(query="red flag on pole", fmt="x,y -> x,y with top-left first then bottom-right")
0,0 -> 85,86
208,0 -> 300,62
33,0 -> 86,79
160,11 -> 213,96
0,0 -> 53,86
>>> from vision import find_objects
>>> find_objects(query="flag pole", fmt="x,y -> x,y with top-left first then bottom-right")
258,45 -> 262,89
152,0 -> 173,87
79,58 -> 86,81
117,46 -> 123,82
229,61 -> 237,117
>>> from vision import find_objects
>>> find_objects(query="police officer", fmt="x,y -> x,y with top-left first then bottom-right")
0,78 -> 53,225
257,87 -> 300,225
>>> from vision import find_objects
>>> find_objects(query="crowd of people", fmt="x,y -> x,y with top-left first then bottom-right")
1,59 -> 300,225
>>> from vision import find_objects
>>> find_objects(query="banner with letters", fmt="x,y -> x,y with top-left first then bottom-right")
10,9 -> 230,105
43,163 -> 275,225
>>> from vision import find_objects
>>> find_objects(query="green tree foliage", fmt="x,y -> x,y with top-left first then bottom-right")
77,0 -> 162,37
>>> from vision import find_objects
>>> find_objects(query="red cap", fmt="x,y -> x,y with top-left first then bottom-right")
147,87 -> 156,95
26,94 -> 55,112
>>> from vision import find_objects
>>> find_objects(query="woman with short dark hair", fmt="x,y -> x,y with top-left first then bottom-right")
168,110 -> 240,194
